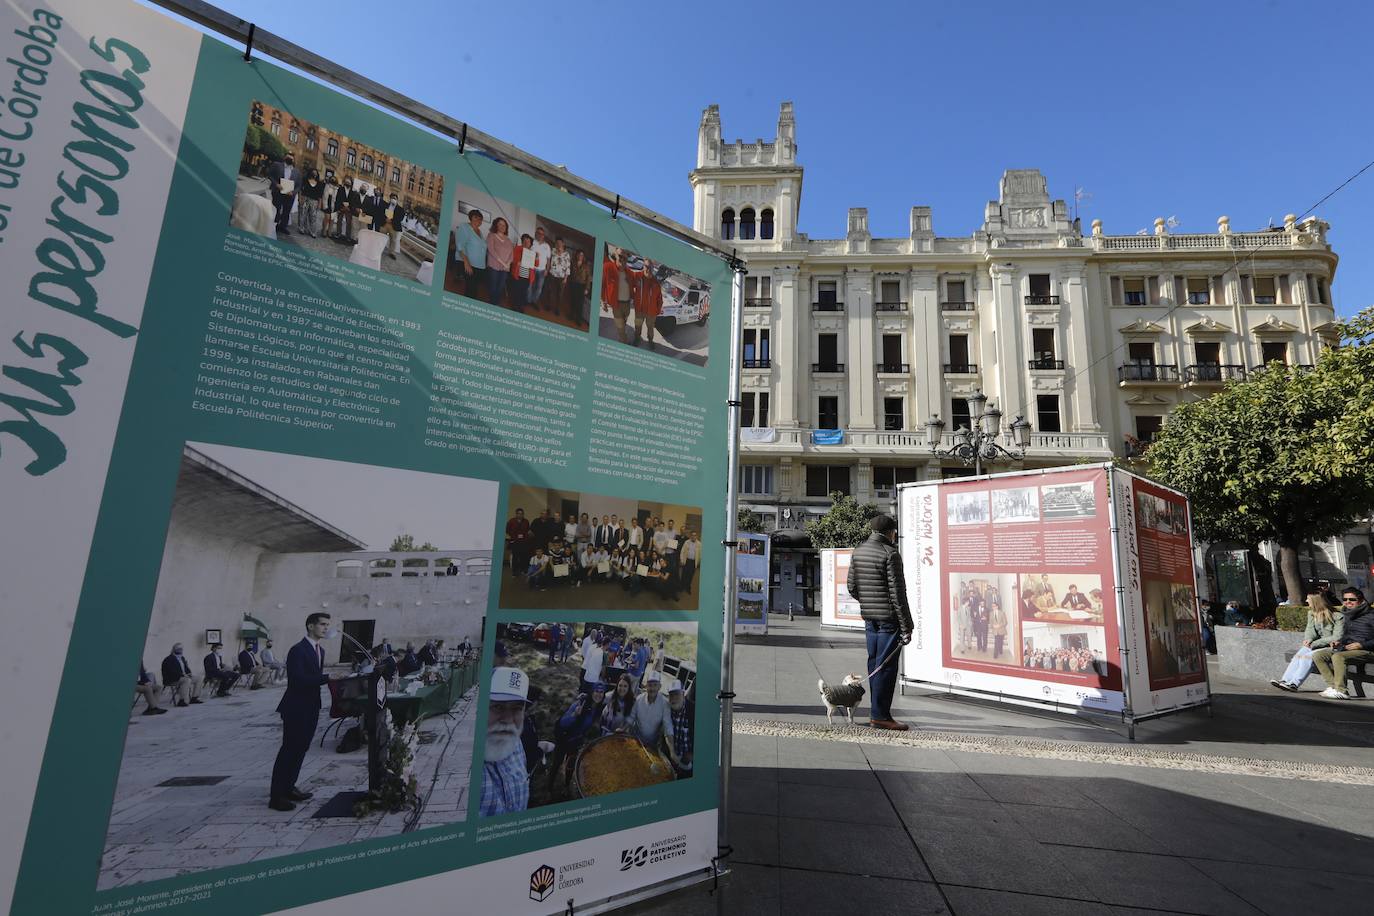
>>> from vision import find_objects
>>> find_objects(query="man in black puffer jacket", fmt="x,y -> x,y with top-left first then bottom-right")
1313,587 -> 1374,699
846,515 -> 914,730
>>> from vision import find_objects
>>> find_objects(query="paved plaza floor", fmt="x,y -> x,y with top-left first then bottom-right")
100,675 -> 476,891
633,615 -> 1374,916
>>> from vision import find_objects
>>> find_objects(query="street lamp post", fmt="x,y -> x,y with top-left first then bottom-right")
926,389 -> 1032,476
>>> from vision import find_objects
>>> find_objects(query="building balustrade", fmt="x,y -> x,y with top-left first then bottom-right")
812,362 -> 845,373
812,301 -> 845,312
877,363 -> 910,374
943,362 -> 978,374
941,301 -> 975,311
1118,363 -> 1180,383
1025,294 -> 1061,305
874,301 -> 908,312
743,359 -> 771,369
1028,358 -> 1065,370
744,297 -> 773,308
1185,363 -> 1247,383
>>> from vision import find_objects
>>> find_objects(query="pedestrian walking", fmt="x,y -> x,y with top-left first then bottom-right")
846,514 -> 914,730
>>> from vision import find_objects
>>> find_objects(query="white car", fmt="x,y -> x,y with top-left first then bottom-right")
659,275 -> 711,327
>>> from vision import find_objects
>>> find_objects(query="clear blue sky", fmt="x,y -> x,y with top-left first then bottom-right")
201,0 -> 1371,317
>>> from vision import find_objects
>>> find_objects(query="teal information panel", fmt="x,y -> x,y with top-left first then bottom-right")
1,2 -> 730,913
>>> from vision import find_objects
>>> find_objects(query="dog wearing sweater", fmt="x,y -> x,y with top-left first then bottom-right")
818,674 -> 865,726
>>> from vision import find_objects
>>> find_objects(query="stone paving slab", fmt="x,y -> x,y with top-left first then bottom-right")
636,616 -> 1374,915
99,678 -> 475,890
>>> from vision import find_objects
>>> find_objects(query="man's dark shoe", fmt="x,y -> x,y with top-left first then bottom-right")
287,788 -> 313,801
143,707 -> 168,715
176,700 -> 188,707
189,698 -> 204,704
268,798 -> 296,812
870,719 -> 910,731
251,684 -> 264,690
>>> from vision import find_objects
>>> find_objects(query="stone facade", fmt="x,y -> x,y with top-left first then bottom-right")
693,102 -> 1370,597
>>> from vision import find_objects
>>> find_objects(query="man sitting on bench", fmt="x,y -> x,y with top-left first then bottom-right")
1313,587 -> 1374,700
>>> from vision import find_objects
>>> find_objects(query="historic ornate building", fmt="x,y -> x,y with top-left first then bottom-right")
692,103 -> 1366,606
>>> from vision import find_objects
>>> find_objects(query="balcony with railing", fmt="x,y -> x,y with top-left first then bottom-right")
1184,363 -> 1246,384
941,301 -> 976,311
1025,295 -> 1060,306
744,297 -> 773,309
877,363 -> 910,374
943,363 -> 978,374
812,301 -> 845,312
1118,363 -> 1180,384
812,362 -> 845,373
742,359 -> 771,369
1028,358 -> 1065,370
875,301 -> 908,312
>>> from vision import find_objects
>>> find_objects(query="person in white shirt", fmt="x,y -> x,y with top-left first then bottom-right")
680,531 -> 701,594
563,513 -> 579,546
580,636 -> 604,694
625,671 -> 674,752
653,521 -> 670,553
576,544 -> 596,587
629,518 -> 644,550
529,226 -> 553,308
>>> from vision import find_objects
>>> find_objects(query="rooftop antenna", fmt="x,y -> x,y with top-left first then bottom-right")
1073,186 -> 1093,222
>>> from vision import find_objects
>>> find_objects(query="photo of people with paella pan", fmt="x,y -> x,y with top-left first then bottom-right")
478,621 -> 697,818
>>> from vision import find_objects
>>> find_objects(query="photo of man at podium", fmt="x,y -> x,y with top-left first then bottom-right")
269,613 -> 334,811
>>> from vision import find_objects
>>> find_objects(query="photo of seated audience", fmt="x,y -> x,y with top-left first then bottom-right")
499,486 -> 704,611
1017,572 -> 1107,625
948,572 -> 1021,667
1020,622 -> 1110,677
597,243 -> 712,366
101,442 -> 495,890
233,100 -> 443,284
443,180 -> 595,331
479,622 -> 698,819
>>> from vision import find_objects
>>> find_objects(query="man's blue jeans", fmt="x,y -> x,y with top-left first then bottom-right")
865,619 -> 901,721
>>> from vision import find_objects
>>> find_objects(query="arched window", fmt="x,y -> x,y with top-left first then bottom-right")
739,208 -> 756,240
720,208 -> 735,240
760,208 -> 774,239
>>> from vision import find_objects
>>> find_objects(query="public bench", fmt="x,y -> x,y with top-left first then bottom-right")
1284,650 -> 1372,697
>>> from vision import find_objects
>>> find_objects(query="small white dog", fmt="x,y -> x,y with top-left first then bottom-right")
818,674 -> 866,726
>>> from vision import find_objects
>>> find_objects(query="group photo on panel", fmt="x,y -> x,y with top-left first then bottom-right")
444,180 -> 595,331
500,486 -> 704,612
480,622 -> 697,817
233,100 -> 443,284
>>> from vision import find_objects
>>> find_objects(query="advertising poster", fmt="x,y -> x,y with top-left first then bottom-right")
819,548 -> 865,629
1113,471 -> 1210,714
734,533 -> 770,634
2,2 -> 731,914
899,468 -> 1127,713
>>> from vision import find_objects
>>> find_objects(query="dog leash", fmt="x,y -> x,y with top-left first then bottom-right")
856,639 -> 906,686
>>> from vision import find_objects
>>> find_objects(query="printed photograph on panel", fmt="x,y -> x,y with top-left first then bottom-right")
738,598 -> 765,621
443,179 -> 596,331
1040,480 -> 1097,520
103,444 -> 496,890
946,490 -> 990,526
1017,573 -> 1106,625
1021,622 -> 1110,676
479,622 -> 698,817
991,486 -> 1040,524
1136,491 -> 1189,536
949,573 -> 1021,666
1144,581 -> 1203,681
598,242 -> 711,366
499,485 -> 704,610
232,101 -> 444,284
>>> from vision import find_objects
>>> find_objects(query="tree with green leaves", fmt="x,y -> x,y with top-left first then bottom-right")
1147,305 -> 1374,604
804,492 -> 882,549
736,508 -> 766,534
390,534 -> 438,552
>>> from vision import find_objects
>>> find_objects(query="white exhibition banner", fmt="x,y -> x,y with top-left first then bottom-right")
897,465 -> 1210,725
819,548 -> 865,630
734,532 -> 769,635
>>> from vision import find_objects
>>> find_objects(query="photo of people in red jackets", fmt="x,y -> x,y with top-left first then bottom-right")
598,243 -> 711,367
